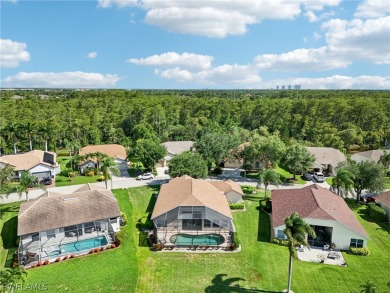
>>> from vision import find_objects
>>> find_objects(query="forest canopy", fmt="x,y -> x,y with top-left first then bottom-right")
0,89 -> 389,155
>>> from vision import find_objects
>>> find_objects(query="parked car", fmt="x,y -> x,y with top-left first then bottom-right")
365,196 -> 376,203
136,173 -> 154,180
302,172 -> 313,181
43,177 -> 52,185
313,172 -> 325,183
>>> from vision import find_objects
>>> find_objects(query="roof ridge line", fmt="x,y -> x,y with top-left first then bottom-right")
311,187 -> 336,221
95,189 -> 117,201
19,196 -> 44,218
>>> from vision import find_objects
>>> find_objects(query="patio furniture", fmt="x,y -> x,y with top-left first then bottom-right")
327,252 -> 340,259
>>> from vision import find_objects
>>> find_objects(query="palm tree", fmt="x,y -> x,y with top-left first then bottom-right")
0,266 -> 28,293
5,123 -> 21,153
22,122 -> 36,151
39,122 -> 55,152
259,168 -> 282,199
331,168 -> 355,197
18,171 -> 45,201
284,212 -> 315,293
379,150 -> 390,170
101,158 -> 119,189
92,152 -> 108,170
359,280 -> 378,293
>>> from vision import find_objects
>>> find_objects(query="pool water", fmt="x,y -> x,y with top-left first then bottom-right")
48,236 -> 108,256
170,234 -> 225,246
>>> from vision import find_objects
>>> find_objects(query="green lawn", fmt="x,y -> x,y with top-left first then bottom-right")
243,166 -> 306,185
5,186 -> 390,292
326,177 -> 333,185
55,156 -> 102,187
0,202 -> 20,268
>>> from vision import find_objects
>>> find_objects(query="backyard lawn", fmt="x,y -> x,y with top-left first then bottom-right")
2,186 -> 389,292
243,166 -> 307,185
0,202 -> 20,268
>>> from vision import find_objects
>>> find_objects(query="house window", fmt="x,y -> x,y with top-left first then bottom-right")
47,229 -> 56,239
350,238 -> 364,248
212,220 -> 221,228
204,219 -> 211,228
277,230 -> 285,239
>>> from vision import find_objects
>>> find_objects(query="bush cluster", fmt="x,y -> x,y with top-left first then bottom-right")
271,237 -> 289,246
350,247 -> 370,256
241,185 -> 255,195
229,203 -> 245,210
367,203 -> 386,222
231,232 -> 240,249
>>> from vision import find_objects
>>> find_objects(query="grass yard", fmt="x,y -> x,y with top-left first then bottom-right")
6,186 -> 390,292
0,202 -> 20,268
244,166 -> 306,185
55,156 -> 102,187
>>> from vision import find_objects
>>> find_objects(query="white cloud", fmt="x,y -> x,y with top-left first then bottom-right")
305,10 -> 319,22
254,47 -> 349,71
88,52 -> 98,59
0,39 -> 30,68
262,75 -> 390,89
128,52 -> 213,69
98,0 -> 341,37
1,71 -> 120,88
155,64 -> 261,86
355,0 -> 390,19
323,16 -> 390,64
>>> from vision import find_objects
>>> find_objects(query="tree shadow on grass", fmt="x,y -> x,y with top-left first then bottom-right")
357,210 -> 390,234
205,274 -> 281,293
257,202 -> 271,242
1,216 -> 18,249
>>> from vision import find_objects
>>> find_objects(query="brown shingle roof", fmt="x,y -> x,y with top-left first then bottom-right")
151,175 -> 232,220
376,190 -> 390,208
210,180 -> 244,195
79,144 -> 127,160
306,147 -> 346,167
351,150 -> 385,163
271,184 -> 368,238
73,183 -> 105,193
18,189 -> 120,235
0,150 -> 57,171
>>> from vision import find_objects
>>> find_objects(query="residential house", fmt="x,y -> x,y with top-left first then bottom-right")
272,184 -> 369,250
17,184 -> 121,267
223,142 -> 262,170
210,180 -> 244,203
78,144 -> 128,174
306,147 -> 347,176
351,150 -> 385,164
151,176 -> 235,247
376,190 -> 390,221
157,141 -> 194,167
0,150 -> 59,180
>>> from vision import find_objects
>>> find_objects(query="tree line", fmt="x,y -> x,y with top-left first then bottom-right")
0,89 -> 389,155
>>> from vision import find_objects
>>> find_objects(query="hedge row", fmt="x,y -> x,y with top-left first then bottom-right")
271,237 -> 289,246
367,203 -> 387,222
229,203 -> 245,210
350,247 -> 370,256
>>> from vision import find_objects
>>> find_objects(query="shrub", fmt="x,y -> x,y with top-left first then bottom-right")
213,167 -> 223,175
140,217 -> 153,230
153,243 -> 164,251
271,237 -> 289,246
231,232 -> 240,249
36,261 -> 42,267
62,255 -> 69,261
229,203 -> 245,210
85,170 -> 95,177
350,247 -> 370,256
98,175 -> 105,182
111,244 -> 116,249
55,257 -> 61,262
367,203 -> 386,222
94,248 -> 100,253
120,212 -> 128,226
100,247 -> 105,251
241,185 -> 255,195
89,250 -> 94,254
43,260 -> 50,265
70,254 -> 76,259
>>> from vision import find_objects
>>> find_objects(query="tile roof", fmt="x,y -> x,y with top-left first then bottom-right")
351,150 -> 385,163
376,190 -> 390,208
210,180 -> 244,195
79,144 -> 127,160
18,186 -> 120,235
73,183 -> 105,193
151,175 -> 232,220
162,141 -> 194,155
0,150 -> 57,171
271,184 -> 368,238
306,147 -> 346,167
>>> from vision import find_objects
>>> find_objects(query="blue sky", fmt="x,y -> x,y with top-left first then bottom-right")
1,0 -> 389,89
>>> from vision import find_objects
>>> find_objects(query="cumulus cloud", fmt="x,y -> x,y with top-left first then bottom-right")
2,71 -> 120,88
128,52 -> 213,69
98,0 -> 341,37
323,16 -> 390,64
355,0 -> 390,19
155,64 -> 261,86
262,75 -> 390,90
87,52 -> 98,59
0,39 -> 30,68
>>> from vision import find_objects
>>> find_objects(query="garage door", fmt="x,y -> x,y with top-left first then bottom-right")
31,171 -> 51,179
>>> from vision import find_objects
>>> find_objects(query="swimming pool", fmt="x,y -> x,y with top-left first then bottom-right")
48,236 -> 108,256
170,234 -> 225,246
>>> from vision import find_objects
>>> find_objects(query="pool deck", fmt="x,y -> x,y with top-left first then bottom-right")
297,246 -> 347,266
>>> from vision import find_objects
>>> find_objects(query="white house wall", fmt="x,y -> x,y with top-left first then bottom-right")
274,218 -> 368,250
29,164 -> 55,178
